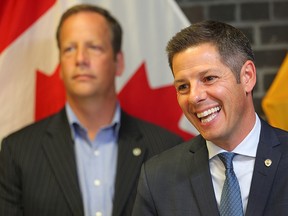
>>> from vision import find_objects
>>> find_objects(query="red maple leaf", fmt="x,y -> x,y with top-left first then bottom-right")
0,0 -> 56,53
35,62 -> 193,140
118,63 -> 193,140
35,65 -> 66,121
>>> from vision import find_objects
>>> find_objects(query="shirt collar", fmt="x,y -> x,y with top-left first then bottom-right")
207,113 -> 261,159
65,102 -> 121,140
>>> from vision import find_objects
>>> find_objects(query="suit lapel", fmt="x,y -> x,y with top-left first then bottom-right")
185,136 -> 220,216
42,109 -> 84,216
245,120 -> 282,216
112,112 -> 146,216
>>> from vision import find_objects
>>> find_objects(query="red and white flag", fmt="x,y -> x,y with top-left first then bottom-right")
0,0 -> 197,142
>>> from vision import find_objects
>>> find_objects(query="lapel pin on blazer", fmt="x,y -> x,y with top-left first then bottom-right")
264,159 -> 272,167
133,148 -> 142,156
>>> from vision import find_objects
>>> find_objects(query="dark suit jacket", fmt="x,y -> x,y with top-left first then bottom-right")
0,108 -> 183,216
132,119 -> 288,216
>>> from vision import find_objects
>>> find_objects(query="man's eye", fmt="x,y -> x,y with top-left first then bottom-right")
62,46 -> 74,53
89,45 -> 103,51
176,84 -> 189,94
89,45 -> 98,49
204,76 -> 217,82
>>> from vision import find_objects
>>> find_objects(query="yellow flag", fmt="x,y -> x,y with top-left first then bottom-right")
262,53 -> 288,131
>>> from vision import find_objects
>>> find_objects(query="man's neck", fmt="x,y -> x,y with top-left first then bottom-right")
67,95 -> 118,140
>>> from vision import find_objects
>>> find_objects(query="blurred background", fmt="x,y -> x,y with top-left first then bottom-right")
1,0 -> 288,143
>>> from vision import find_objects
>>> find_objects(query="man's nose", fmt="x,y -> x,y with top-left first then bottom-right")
189,83 -> 207,104
76,48 -> 89,66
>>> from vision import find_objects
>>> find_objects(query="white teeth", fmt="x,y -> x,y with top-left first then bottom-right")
201,113 -> 217,123
197,107 -> 220,123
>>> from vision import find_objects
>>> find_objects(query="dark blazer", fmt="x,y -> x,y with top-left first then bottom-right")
0,108 -> 183,216
132,119 -> 288,216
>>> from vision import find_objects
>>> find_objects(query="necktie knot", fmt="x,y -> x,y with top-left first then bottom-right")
218,152 -> 235,170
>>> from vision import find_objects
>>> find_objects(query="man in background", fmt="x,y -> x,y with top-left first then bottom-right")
0,4 -> 182,216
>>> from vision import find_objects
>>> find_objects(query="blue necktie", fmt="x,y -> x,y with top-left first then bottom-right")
218,152 -> 244,216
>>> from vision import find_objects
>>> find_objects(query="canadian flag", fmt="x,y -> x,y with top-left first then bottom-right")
0,0 -> 198,142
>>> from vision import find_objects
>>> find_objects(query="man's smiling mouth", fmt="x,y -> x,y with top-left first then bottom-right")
196,106 -> 221,123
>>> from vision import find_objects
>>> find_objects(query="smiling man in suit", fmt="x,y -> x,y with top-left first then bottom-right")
132,20 -> 288,216
0,4 -> 182,216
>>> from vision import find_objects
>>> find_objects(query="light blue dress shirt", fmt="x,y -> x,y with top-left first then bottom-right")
66,103 -> 121,216
207,113 -> 261,214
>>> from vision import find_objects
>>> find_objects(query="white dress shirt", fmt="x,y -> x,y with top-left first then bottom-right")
207,114 -> 261,214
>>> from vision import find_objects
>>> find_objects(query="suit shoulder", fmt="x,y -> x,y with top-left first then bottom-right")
119,112 -> 184,158
272,127 -> 288,151
145,135 -> 203,167
121,111 -> 183,142
2,112 -> 62,147
6,117 -> 49,137
142,140 -> 191,175
126,116 -> 183,142
273,126 -> 288,138
261,119 -> 288,142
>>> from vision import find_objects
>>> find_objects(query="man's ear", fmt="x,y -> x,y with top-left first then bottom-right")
115,51 -> 124,76
241,60 -> 256,93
